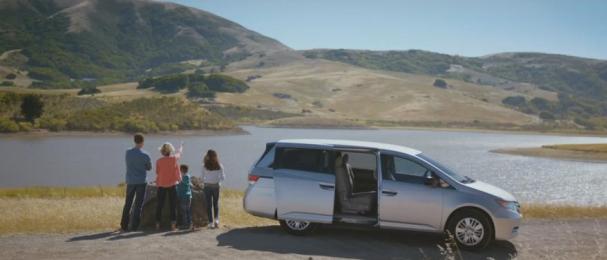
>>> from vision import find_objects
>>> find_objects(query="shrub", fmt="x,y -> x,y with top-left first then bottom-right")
5,73 -> 17,80
433,79 -> 447,88
246,75 -> 262,82
39,117 -> 67,131
530,97 -> 553,111
63,97 -> 233,132
28,67 -> 70,83
574,117 -> 595,130
138,73 -> 249,96
0,118 -> 19,133
118,117 -> 159,133
21,95 -> 44,122
502,96 -> 527,108
140,74 -> 189,93
137,78 -> 154,89
18,122 -> 33,131
539,111 -> 556,121
1,81 -> 15,87
77,87 -> 101,96
273,93 -> 292,99
205,74 -> 249,93
187,82 -> 215,98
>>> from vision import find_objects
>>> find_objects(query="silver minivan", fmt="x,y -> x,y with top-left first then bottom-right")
243,139 -> 521,250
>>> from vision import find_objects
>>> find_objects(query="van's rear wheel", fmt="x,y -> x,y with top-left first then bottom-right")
446,209 -> 494,250
279,220 -> 317,235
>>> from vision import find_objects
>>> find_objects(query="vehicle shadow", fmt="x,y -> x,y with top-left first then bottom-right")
216,225 -> 517,260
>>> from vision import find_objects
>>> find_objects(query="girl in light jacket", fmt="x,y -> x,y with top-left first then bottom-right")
202,149 -> 225,228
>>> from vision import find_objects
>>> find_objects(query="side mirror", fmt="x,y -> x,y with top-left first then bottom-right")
424,172 -> 436,186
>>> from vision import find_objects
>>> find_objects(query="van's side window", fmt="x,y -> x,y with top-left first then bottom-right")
275,148 -> 333,174
381,154 -> 429,184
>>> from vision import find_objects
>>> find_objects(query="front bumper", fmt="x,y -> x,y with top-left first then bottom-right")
493,212 -> 522,240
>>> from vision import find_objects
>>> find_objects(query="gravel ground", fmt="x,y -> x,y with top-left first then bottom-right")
0,219 -> 605,260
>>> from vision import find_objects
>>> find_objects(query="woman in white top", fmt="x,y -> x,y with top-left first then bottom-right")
202,149 -> 225,228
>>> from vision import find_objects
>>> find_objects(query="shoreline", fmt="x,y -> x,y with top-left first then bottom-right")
492,147 -> 607,163
2,123 -> 607,138
260,123 -> 607,138
0,127 -> 249,138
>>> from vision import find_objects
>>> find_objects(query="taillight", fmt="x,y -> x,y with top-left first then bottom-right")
248,175 -> 260,184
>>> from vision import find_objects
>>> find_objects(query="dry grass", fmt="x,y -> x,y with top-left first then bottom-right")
220,59 -> 541,125
542,143 -> 607,153
0,197 -> 123,234
523,204 -> 607,219
0,186 -> 125,198
493,144 -> 607,162
0,186 -> 605,234
0,187 -> 274,234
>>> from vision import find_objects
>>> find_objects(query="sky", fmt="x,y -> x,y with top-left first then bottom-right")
169,0 -> 607,59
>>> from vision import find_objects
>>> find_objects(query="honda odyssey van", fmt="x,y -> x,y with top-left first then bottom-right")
243,139 -> 521,250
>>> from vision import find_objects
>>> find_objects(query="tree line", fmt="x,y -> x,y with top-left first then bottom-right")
137,73 -> 249,98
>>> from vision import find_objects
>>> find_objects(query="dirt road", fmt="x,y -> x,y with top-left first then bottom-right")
0,219 -> 605,260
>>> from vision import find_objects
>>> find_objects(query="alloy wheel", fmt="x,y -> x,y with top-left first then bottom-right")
285,220 -> 311,231
455,217 -> 485,246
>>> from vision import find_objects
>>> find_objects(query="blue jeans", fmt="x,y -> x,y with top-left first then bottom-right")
204,184 -> 220,224
121,183 -> 146,231
179,197 -> 192,227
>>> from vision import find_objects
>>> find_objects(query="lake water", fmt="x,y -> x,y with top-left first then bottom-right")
1,126 -> 606,205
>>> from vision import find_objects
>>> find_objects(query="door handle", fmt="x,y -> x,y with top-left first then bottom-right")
319,183 -> 335,190
382,190 -> 398,196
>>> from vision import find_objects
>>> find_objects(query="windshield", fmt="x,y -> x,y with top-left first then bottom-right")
418,154 -> 472,183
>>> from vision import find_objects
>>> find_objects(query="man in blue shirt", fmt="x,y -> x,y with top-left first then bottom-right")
120,134 -> 152,232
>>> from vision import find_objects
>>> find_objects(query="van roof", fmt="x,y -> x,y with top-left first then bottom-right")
276,139 -> 422,155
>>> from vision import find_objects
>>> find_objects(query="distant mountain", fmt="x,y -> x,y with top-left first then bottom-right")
0,0 -> 289,87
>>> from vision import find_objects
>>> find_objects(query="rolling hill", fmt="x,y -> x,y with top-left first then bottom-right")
301,49 -> 607,129
0,0 -> 289,87
1,0 -> 606,131
302,49 -> 607,103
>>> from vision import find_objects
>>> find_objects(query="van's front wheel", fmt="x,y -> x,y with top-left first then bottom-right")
446,209 -> 494,250
279,219 -> 317,235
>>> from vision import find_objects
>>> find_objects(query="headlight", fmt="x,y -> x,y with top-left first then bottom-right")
496,199 -> 520,213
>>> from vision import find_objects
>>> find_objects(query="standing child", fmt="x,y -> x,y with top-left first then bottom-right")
177,164 -> 193,230
202,149 -> 225,229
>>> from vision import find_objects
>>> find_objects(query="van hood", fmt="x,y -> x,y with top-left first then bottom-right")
464,181 -> 517,201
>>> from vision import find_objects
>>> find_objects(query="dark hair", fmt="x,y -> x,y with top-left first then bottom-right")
180,164 -> 189,173
134,134 -> 144,145
204,149 -> 221,171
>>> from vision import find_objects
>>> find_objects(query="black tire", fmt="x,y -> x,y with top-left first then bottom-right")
446,209 -> 494,251
279,219 -> 317,235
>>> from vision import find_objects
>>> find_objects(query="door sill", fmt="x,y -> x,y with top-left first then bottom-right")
334,214 -> 378,225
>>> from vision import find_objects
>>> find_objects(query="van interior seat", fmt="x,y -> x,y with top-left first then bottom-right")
335,154 -> 376,215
